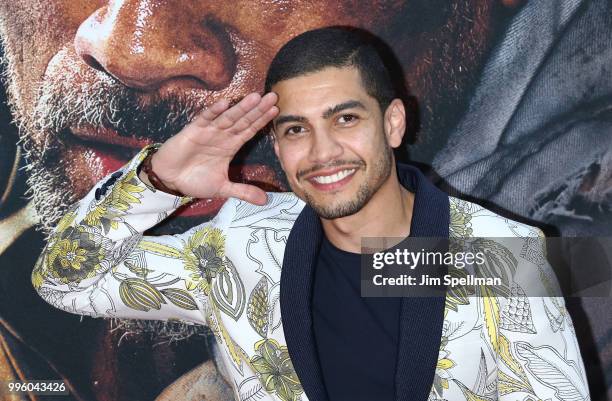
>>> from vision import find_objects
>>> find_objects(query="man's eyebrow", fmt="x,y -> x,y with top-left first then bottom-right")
273,100 -> 365,130
322,100 -> 366,119
274,115 -> 308,129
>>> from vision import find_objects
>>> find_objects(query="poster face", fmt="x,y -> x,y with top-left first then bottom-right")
0,1 -> 610,400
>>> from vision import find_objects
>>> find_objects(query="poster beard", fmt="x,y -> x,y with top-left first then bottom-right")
1,1 -> 492,340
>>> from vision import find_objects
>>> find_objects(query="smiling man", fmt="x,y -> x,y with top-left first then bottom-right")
32,27 -> 589,401
0,2 -> 508,398
2,0 -> 609,399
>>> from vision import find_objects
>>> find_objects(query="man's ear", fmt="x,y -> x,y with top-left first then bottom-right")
383,99 -> 406,148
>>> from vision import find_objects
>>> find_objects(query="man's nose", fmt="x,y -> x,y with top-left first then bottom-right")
73,0 -> 236,91
309,130 -> 344,165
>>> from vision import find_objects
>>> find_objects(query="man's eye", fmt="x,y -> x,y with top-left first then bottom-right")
284,126 -> 304,136
338,114 -> 358,124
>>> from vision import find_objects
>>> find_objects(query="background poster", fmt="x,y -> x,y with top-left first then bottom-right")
0,1 -> 610,400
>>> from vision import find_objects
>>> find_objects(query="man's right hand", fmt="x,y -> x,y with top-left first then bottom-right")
140,92 -> 279,205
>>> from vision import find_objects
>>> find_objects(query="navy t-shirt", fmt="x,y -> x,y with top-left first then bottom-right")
312,234 -> 401,401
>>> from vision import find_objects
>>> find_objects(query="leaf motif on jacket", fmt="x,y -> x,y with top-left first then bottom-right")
237,376 -> 266,401
500,283 -> 536,333
160,288 -> 199,310
268,283 -> 282,334
212,306 -> 248,374
119,277 -> 165,311
124,260 -> 151,278
481,285 -> 500,354
514,341 -> 588,401
247,277 -> 270,338
211,257 -> 246,321
472,239 -> 517,297
120,246 -> 150,277
111,233 -> 143,261
473,351 -> 488,395
452,379 -> 494,401
497,333 -> 533,390
138,240 -> 182,258
445,267 -> 473,313
497,370 -> 534,396
543,297 -> 567,333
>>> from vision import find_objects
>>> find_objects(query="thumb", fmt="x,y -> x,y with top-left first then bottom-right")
224,182 -> 269,206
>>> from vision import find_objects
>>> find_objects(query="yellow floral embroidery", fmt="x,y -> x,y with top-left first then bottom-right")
251,338 -> 304,401
182,226 -> 226,295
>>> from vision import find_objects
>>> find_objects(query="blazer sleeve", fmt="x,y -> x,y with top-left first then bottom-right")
496,230 -> 591,401
31,143 -> 233,327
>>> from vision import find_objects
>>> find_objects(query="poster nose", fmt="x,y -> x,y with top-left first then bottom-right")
73,1 -> 237,91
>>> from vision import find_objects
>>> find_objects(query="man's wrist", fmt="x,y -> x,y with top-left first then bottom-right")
137,150 -> 184,197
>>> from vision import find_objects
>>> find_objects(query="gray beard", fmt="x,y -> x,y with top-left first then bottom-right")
15,66 -> 201,233
19,135 -> 75,238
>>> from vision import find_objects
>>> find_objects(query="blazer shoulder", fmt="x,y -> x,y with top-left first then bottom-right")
449,196 -> 543,238
228,191 -> 306,229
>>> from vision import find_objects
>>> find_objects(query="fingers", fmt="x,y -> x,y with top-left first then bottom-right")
192,98 -> 231,125
239,106 -> 279,138
215,92 -> 278,131
185,92 -> 278,144
213,93 -> 261,129
224,182 -> 268,206
230,95 -> 279,135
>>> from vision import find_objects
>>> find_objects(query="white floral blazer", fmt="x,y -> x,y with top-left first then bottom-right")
32,144 -> 590,401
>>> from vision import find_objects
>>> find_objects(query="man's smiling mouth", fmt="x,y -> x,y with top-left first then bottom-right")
304,166 -> 359,191
310,168 -> 356,184
69,125 -> 285,217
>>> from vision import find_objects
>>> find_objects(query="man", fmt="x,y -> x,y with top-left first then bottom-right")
1,0 -> 608,399
33,27 -> 589,401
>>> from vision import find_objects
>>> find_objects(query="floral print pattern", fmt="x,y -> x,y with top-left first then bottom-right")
251,339 -> 303,401
46,226 -> 106,284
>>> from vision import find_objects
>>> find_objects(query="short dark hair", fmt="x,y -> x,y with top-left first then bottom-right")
264,27 -> 396,112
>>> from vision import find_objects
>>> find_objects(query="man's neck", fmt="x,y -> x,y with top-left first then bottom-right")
320,168 -> 415,254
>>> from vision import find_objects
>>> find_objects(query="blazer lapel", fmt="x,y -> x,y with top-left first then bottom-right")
281,203 -> 328,401
394,163 -> 450,401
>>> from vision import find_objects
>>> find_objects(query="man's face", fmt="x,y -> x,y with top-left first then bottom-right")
0,0 -> 497,234
272,67 -> 398,219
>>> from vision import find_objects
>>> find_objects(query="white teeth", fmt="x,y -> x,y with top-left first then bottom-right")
312,169 -> 356,184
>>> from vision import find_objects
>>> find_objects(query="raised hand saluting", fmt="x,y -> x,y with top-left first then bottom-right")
139,92 -> 279,205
